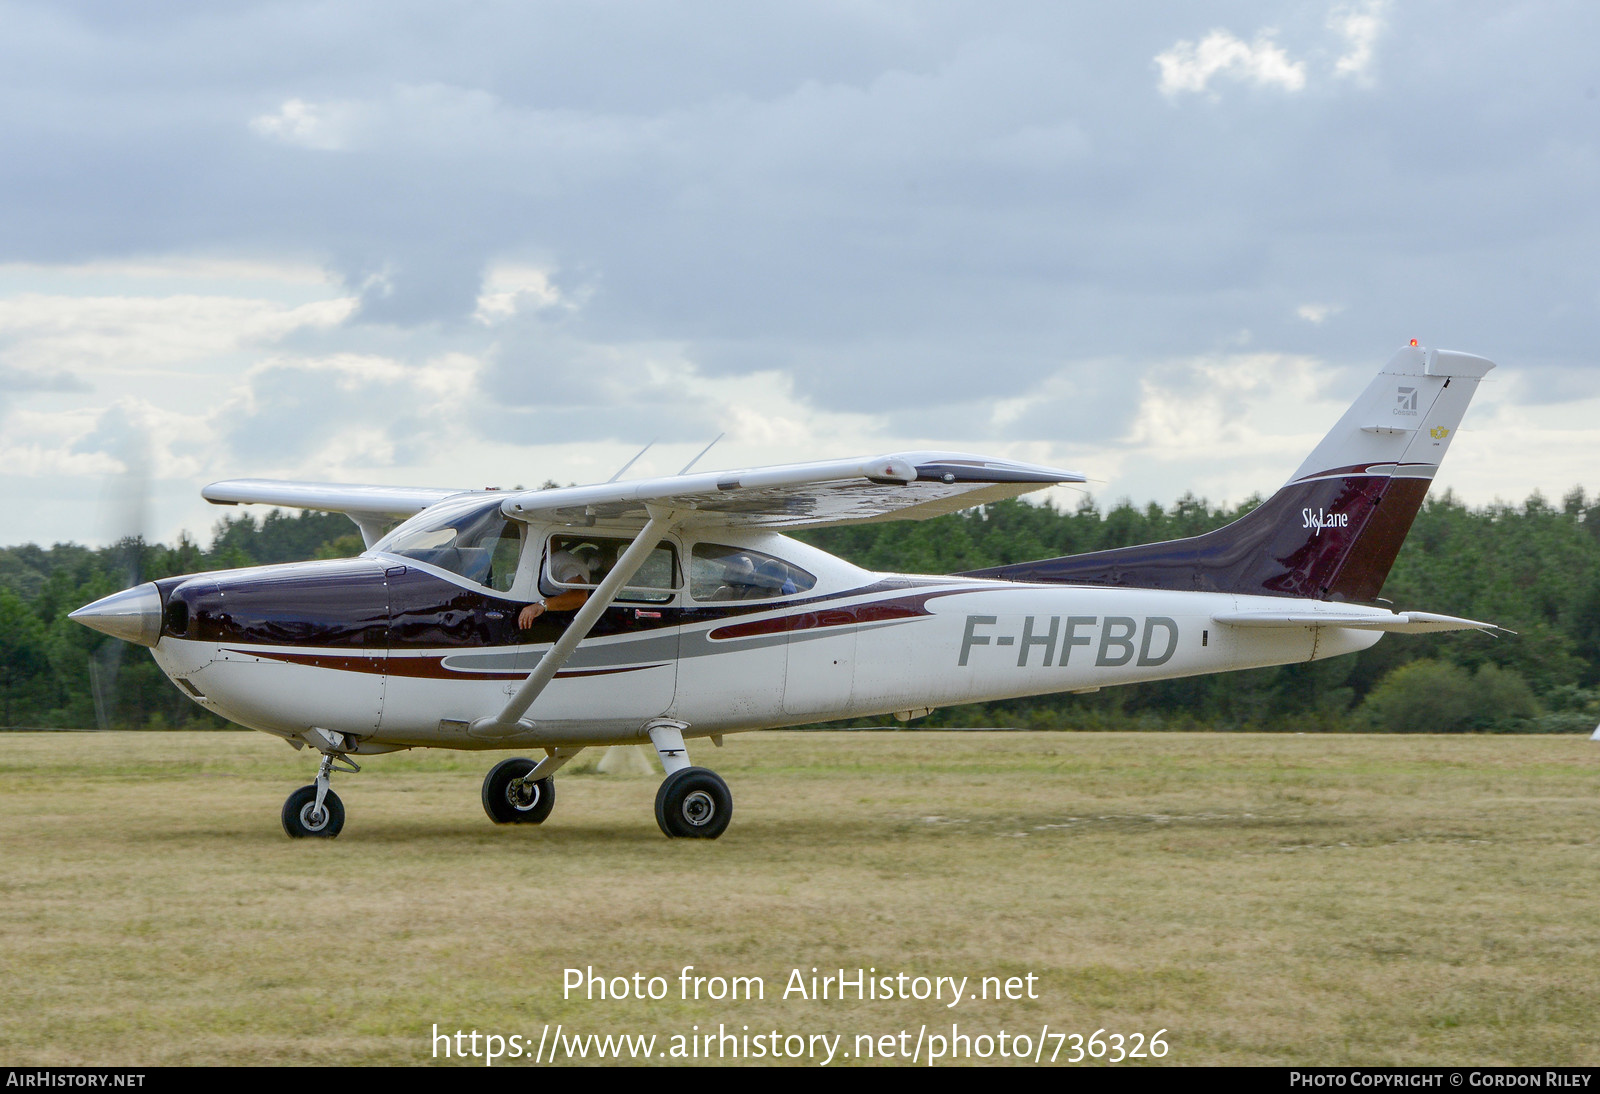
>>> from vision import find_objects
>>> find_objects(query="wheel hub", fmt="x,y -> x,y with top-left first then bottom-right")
508,777 -> 540,810
681,789 -> 715,826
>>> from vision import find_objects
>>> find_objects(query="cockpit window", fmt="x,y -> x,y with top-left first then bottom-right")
690,543 -> 817,602
374,500 -> 525,592
546,535 -> 679,604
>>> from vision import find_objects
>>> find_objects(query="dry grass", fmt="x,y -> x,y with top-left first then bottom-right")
3,729 -> 1600,1066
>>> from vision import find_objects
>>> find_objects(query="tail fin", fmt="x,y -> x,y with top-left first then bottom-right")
963,345 -> 1494,602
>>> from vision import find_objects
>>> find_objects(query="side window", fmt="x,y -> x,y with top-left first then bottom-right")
690,543 -> 817,602
545,535 -> 679,604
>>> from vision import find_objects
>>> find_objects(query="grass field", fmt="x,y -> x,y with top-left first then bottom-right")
3,729 -> 1600,1066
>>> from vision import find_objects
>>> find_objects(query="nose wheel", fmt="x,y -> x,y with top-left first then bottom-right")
282,748 -> 358,839
282,784 -> 345,838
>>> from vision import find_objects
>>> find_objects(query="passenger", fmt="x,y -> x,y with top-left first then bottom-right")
518,551 -> 592,628
757,557 -> 798,596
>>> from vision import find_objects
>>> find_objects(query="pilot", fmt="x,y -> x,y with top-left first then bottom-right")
518,550 -> 593,628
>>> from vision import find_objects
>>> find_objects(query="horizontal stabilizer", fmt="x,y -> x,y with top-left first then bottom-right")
1213,609 -> 1503,634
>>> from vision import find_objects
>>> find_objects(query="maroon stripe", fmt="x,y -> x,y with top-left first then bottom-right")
707,587 -> 979,640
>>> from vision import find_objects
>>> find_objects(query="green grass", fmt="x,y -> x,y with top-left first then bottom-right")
3,730 -> 1600,1065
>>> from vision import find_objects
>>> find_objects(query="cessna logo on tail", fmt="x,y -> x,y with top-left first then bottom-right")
1302,508 -> 1349,535
1394,386 -> 1419,416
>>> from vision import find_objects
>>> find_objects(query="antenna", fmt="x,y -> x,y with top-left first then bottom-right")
606,440 -> 656,483
677,433 -> 725,476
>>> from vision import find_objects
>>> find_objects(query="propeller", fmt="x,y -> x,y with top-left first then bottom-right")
86,428 -> 152,731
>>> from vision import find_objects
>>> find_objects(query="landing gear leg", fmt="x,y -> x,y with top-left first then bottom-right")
647,720 -> 732,840
282,750 -> 359,839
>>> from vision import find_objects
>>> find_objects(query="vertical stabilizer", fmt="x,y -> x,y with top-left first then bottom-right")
963,345 -> 1494,602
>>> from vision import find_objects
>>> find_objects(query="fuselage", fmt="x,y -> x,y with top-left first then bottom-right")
142,522 -> 1380,753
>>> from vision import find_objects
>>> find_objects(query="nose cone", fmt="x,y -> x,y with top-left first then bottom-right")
69,582 -> 163,647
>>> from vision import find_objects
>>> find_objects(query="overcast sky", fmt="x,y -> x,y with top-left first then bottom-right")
1,1 -> 1596,548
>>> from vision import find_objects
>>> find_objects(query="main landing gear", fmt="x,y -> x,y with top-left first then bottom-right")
282,748 -> 359,838
481,747 -> 582,825
655,766 -> 732,839
647,720 -> 731,840
477,722 -> 734,839
482,757 -> 555,824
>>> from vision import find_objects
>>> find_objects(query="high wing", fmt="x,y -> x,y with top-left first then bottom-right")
495,451 -> 1085,529
202,478 -> 474,546
201,451 -> 1084,540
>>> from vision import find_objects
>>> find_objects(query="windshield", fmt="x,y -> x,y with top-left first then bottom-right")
373,498 -> 525,592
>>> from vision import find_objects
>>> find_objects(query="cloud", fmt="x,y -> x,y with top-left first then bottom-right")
474,263 -> 568,325
0,292 -> 354,373
0,6 -> 1598,547
1330,1 -> 1388,83
1296,304 -> 1342,324
1155,29 -> 1307,97
220,352 -> 479,469
0,364 -> 87,394
249,98 -> 360,151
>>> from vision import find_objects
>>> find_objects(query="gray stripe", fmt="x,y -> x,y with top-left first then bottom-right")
441,629 -> 682,673
435,611 -> 928,673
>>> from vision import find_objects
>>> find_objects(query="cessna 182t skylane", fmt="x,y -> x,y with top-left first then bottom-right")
71,343 -> 1499,840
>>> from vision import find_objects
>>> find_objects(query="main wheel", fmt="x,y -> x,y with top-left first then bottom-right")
654,767 -> 732,839
282,784 -> 345,839
482,757 -> 555,824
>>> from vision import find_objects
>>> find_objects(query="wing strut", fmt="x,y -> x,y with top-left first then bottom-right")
470,508 -> 680,739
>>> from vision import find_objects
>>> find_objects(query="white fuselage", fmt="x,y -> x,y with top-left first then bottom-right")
146,527 -> 1380,753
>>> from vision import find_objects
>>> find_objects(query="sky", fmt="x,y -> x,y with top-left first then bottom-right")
1,1 -> 1597,548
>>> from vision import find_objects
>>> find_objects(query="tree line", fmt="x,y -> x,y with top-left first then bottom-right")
4,490 -> 1599,732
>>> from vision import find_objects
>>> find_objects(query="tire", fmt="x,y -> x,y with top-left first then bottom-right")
654,767 -> 732,839
482,757 -> 555,824
282,784 -> 345,839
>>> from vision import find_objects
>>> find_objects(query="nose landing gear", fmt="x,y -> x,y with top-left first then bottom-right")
282,749 -> 359,838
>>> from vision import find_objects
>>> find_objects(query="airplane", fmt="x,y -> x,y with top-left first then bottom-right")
69,342 -> 1500,840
